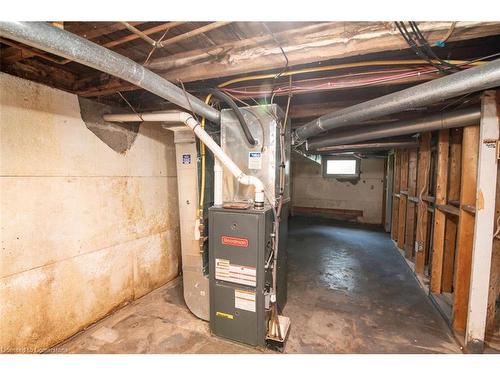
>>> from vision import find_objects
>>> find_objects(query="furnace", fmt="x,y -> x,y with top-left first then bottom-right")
208,103 -> 291,349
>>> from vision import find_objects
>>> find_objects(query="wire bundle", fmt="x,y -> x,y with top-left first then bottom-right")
395,21 -> 463,74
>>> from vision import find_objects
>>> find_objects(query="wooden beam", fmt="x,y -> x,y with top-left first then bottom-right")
1,58 -> 77,92
144,21 -> 500,83
453,125 -> 480,333
415,133 -> 432,273
404,149 -> 418,259
102,22 -> 186,49
1,22 -> 147,64
465,91 -> 499,352
292,206 -> 363,219
77,22 -> 145,40
442,128 -> 463,292
391,150 -> 401,241
397,149 -> 409,249
157,22 -> 231,49
431,129 -> 450,294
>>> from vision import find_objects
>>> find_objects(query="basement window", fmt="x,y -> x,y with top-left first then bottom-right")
322,157 -> 360,179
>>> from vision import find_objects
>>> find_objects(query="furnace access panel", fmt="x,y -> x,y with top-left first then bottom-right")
209,206 -> 273,347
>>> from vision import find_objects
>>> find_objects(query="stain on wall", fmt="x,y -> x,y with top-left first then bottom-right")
291,152 -> 385,224
0,73 -> 181,352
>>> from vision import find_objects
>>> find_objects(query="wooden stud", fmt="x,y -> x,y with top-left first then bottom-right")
404,149 -> 418,259
430,129 -> 450,294
442,128 -> 463,292
397,150 -> 409,249
391,150 -> 401,241
415,133 -> 431,274
453,125 -> 480,333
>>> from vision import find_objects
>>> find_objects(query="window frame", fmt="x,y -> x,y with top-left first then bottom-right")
322,156 -> 361,180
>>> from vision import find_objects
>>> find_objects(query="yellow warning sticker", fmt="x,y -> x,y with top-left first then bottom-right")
216,311 -> 234,320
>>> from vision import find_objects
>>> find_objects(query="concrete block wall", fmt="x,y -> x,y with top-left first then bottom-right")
291,152 -> 385,224
0,73 -> 181,352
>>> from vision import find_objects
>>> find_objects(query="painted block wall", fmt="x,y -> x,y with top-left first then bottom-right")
291,152 -> 385,224
0,73 -> 181,352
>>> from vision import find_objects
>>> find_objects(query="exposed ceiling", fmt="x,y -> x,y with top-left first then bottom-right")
1,21 -> 500,125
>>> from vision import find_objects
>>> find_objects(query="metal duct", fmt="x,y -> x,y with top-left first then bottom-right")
294,58 -> 500,142
314,139 -> 419,153
307,107 -> 480,150
0,21 -> 220,124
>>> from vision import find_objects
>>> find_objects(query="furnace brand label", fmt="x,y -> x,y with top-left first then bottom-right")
215,258 -> 257,287
248,151 -> 262,170
235,289 -> 256,312
221,235 -> 249,248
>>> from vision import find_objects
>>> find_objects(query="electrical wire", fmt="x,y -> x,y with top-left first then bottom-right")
262,22 -> 289,105
409,22 -> 461,72
220,66 -> 447,97
395,21 -> 464,75
117,91 -> 144,121
435,22 -> 457,47
395,22 -> 449,74
143,28 -> 170,65
195,56 -> 490,222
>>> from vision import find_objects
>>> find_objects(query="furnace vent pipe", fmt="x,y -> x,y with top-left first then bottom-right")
294,58 -> 500,142
0,22 -> 220,124
307,107 -> 480,150
103,111 -> 265,205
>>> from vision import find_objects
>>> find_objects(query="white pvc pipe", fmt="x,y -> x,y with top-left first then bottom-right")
103,111 -> 265,205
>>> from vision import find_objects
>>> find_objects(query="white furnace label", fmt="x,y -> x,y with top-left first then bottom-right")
215,258 -> 256,287
235,289 -> 256,312
248,152 -> 262,170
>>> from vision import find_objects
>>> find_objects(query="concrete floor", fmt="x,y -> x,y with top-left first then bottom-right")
55,216 -> 461,354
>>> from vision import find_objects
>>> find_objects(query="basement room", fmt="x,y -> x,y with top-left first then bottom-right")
1,3 -> 500,367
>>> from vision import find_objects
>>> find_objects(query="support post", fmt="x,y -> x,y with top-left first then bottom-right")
391,150 -> 401,241
431,129 -> 450,293
397,150 -> 409,249
453,125 -> 480,333
405,149 -> 418,259
465,91 -> 499,353
415,133 -> 431,274
442,128 -> 463,292
385,153 -> 394,232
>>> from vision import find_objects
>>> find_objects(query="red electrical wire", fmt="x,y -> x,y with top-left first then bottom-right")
219,65 -> 473,98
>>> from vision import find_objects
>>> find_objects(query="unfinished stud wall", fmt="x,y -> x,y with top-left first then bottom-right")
0,73 -> 181,352
291,152 -> 385,224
